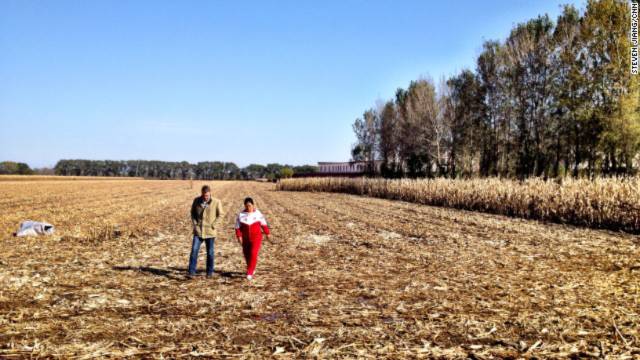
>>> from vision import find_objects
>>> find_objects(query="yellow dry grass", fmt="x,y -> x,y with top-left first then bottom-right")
0,179 -> 638,358
278,177 -> 640,233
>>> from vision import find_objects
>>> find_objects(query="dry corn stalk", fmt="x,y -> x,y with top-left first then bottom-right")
277,177 -> 640,233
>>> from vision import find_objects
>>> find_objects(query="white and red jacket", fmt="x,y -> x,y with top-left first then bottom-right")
235,209 -> 270,242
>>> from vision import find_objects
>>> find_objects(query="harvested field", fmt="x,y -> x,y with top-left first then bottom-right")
1,179 -> 639,358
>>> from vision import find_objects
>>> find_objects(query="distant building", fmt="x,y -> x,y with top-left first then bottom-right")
292,161 -> 382,178
317,161 -> 382,174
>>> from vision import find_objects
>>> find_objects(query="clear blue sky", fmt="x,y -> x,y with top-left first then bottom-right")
1,0 -> 583,168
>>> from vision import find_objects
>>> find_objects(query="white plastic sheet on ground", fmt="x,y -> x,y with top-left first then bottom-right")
14,220 -> 55,237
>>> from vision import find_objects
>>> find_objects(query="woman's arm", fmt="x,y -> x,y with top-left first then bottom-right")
234,214 -> 243,244
259,212 -> 270,239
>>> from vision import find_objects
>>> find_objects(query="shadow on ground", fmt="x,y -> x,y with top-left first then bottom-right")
112,265 -> 245,280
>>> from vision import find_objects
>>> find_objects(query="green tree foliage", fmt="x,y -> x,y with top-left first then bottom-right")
446,70 -> 485,177
399,79 -> 439,177
243,164 -> 267,179
378,100 -> 401,177
352,0 -> 639,178
0,161 -> 33,175
53,160 -> 316,180
280,167 -> 294,178
582,0 -> 639,174
292,165 -> 319,174
352,109 -> 378,174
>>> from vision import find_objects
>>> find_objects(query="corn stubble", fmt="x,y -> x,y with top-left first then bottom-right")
0,178 -> 638,358
278,177 -> 640,233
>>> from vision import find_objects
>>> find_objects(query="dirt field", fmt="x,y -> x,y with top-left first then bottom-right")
0,179 -> 638,358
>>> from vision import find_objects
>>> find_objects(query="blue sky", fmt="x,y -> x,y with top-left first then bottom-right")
0,0 -> 583,168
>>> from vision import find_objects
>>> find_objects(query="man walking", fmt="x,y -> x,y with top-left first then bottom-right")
188,185 -> 224,278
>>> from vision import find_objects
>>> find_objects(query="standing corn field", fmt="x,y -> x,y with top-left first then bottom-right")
277,177 -> 640,233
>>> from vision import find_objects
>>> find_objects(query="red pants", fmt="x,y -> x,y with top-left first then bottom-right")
242,238 -> 262,276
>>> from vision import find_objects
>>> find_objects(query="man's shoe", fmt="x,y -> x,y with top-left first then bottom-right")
246,275 -> 253,281
206,273 -> 214,278
186,274 -> 196,280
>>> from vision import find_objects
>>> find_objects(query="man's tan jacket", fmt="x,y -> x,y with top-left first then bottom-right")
191,196 -> 224,238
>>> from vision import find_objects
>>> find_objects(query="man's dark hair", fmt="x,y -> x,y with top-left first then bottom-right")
201,185 -> 211,193
244,197 -> 254,205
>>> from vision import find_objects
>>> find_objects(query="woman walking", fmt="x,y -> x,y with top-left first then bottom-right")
235,197 -> 270,280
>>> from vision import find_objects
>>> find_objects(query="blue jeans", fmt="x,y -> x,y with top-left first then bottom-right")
188,235 -> 215,275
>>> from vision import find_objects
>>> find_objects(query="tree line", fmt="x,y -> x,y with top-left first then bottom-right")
352,0 -> 639,179
0,161 -> 34,175
53,160 -> 317,180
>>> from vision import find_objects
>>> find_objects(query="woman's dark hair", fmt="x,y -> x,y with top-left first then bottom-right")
244,197 -> 254,205
201,185 -> 211,193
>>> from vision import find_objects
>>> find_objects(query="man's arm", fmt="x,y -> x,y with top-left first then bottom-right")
213,200 -> 225,229
190,199 -> 199,227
